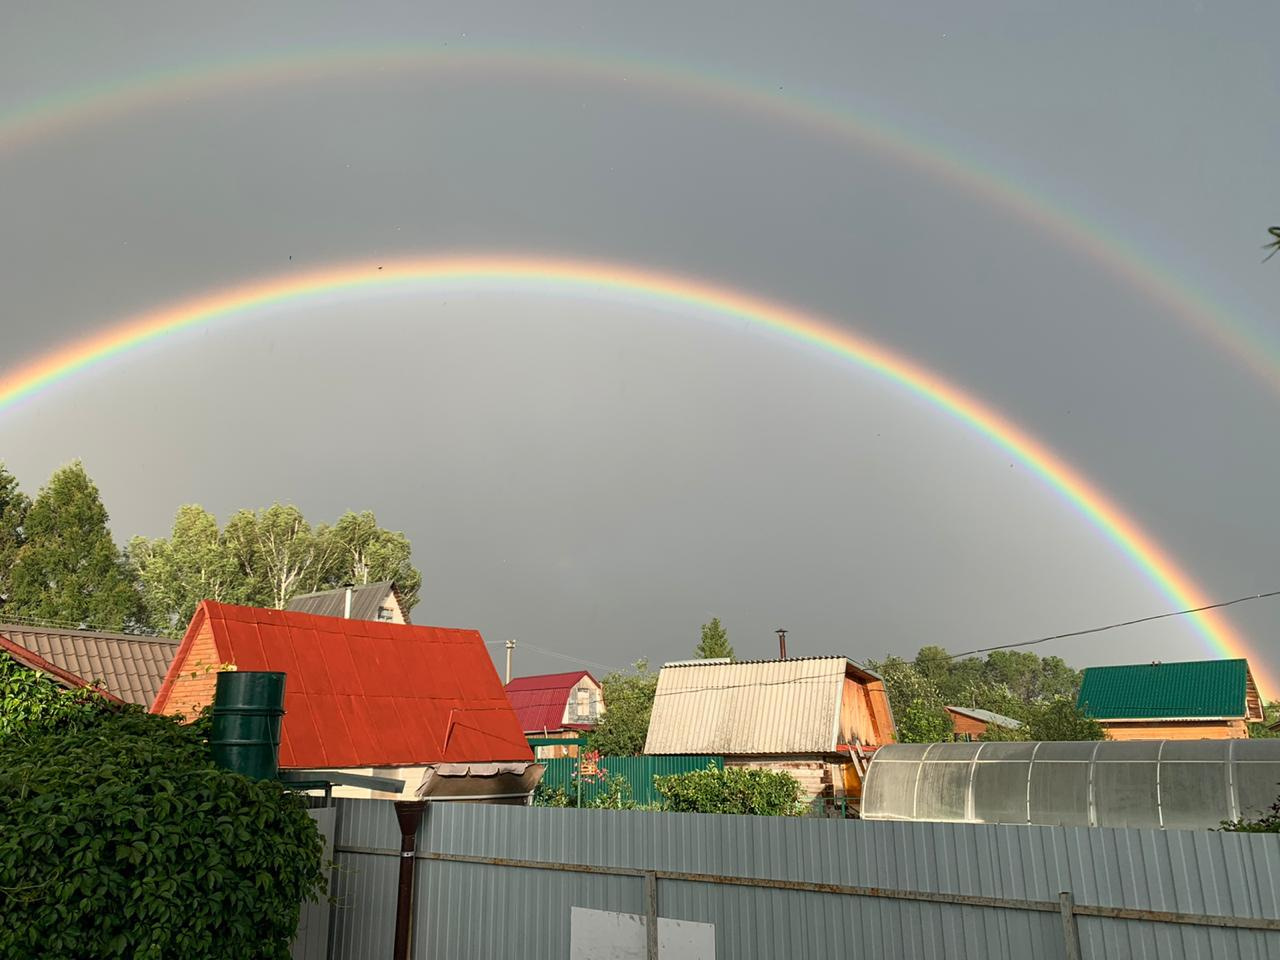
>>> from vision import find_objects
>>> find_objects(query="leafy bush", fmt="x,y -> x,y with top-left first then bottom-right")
655,766 -> 804,816
1221,793 -> 1280,833
0,651 -> 108,743
0,708 -> 325,959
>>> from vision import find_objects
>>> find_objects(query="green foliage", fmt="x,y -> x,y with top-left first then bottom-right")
0,652 -> 106,743
586,661 -> 658,756
695,617 -> 733,660
869,646 -> 1085,742
655,766 -> 804,816
532,784 -> 574,807
6,462 -> 143,630
0,708 -> 325,960
0,462 -> 29,608
133,503 -> 423,632
897,701 -> 954,743
1221,793 -> 1280,832
1022,697 -> 1106,741
1248,700 -> 1280,739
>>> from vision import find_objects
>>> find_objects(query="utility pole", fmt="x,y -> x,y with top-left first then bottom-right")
776,628 -> 788,660
505,639 -> 516,683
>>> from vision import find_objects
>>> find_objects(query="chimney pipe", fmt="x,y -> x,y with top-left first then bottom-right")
343,586 -> 353,619
776,628 -> 788,660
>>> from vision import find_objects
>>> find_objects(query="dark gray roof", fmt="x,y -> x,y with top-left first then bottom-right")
286,582 -> 402,621
0,623 -> 180,707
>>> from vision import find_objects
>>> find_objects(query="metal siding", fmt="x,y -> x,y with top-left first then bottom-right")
323,799 -> 1280,960
644,657 -> 846,755
538,755 -> 723,806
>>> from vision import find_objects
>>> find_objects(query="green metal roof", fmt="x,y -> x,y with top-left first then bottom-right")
1077,659 -> 1250,719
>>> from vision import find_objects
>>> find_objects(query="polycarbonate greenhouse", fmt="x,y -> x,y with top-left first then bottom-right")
861,739 -> 1280,829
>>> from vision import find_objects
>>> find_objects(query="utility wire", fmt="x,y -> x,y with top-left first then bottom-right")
918,588 -> 1280,664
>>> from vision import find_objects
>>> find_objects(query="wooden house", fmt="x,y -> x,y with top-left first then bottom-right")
643,657 -> 896,805
505,670 -> 605,758
286,580 -> 409,624
1077,658 -> 1264,740
152,601 -> 538,800
945,705 -> 1022,741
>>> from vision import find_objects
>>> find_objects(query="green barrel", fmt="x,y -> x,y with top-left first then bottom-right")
210,671 -> 286,780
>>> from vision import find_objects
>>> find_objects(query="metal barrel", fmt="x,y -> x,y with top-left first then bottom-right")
209,671 -> 286,780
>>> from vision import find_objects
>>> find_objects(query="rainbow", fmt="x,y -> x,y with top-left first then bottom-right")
0,254 -> 1261,689
3,46 -> 1279,396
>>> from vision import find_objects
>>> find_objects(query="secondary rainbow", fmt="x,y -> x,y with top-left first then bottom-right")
3,46 -> 1279,395
0,254 -> 1259,687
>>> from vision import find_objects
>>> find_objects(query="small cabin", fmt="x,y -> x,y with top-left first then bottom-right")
1077,658 -> 1264,740
643,656 -> 896,806
505,670 -> 605,758
286,580 -> 408,624
152,601 -> 537,800
945,705 -> 1022,741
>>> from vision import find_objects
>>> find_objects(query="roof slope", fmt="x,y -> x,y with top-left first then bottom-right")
286,582 -> 403,621
153,601 -> 531,768
505,671 -> 598,732
644,657 -> 852,755
0,623 -> 179,706
946,705 -> 1022,729
1078,659 -> 1255,720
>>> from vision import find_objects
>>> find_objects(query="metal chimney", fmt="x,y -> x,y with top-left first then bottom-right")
343,586 -> 353,619
776,628 -> 788,660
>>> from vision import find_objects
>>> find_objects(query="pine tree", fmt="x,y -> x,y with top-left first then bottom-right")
695,617 -> 733,659
7,462 -> 141,629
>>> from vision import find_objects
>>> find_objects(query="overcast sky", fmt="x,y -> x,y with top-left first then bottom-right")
1,2 -> 1277,683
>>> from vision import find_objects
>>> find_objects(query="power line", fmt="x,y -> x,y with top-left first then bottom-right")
921,588 -> 1280,664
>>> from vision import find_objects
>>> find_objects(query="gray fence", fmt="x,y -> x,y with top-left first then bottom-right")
315,799 -> 1280,960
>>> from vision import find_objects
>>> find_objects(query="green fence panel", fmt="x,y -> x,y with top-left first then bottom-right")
538,755 -> 724,806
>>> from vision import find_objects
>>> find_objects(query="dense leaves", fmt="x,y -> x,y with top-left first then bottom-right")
868,646 -> 1093,742
0,652 -> 106,743
0,706 -> 325,959
586,660 -> 658,756
655,766 -> 804,816
5,462 -> 143,630
0,462 -> 29,607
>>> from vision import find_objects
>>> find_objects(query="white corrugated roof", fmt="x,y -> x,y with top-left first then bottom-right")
643,657 -> 849,755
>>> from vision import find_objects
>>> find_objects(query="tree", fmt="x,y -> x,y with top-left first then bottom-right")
1023,697 -> 1106,741
130,505 -> 245,634
695,617 -> 733,659
866,655 -> 951,743
586,660 -> 658,756
0,463 -> 29,610
6,462 -> 142,630
323,511 -> 422,610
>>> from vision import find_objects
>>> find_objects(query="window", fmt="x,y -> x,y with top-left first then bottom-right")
577,688 -> 591,718
377,606 -> 394,622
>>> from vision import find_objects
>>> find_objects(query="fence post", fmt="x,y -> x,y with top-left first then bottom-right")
1059,891 -> 1082,960
645,870 -> 659,960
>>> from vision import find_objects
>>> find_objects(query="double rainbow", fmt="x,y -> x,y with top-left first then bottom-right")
0,255 -> 1258,687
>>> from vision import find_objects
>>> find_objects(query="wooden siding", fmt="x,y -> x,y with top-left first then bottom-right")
1101,718 -> 1250,741
946,708 -> 989,739
725,754 -> 855,801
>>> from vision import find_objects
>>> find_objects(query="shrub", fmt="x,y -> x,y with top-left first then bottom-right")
0,651 -> 108,742
0,708 -> 325,959
1221,793 -> 1280,833
654,766 -> 804,816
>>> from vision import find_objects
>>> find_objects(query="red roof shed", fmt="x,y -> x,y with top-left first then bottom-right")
505,670 -> 603,733
151,600 -> 532,769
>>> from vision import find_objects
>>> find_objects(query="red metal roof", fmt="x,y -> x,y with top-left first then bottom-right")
152,601 -> 532,768
504,670 -> 598,733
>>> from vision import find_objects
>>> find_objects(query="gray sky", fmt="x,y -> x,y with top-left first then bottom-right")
1,2 -> 1277,684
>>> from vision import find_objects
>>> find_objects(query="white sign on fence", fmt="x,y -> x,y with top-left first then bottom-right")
569,907 -> 715,960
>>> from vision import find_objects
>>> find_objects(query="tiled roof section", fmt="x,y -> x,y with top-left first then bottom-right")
946,705 -> 1022,729
1077,659 -> 1253,720
286,582 -> 402,621
154,601 -> 532,768
0,623 -> 179,707
505,671 -> 597,733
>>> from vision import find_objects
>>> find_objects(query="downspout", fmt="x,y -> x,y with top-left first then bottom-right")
393,800 -> 429,960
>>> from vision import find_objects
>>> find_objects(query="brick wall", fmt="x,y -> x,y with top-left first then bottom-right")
156,618 -> 226,718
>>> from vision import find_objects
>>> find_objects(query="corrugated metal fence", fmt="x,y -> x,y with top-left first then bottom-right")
539,755 -> 723,806
322,800 -> 1280,959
